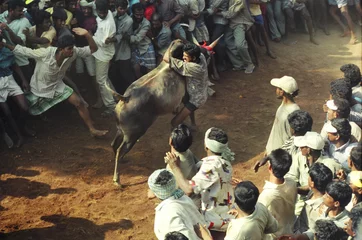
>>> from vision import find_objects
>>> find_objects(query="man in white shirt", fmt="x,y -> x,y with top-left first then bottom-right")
257,148 -> 297,239
93,0 -> 117,117
1,28 -> 108,137
265,76 -> 300,155
148,169 -> 208,240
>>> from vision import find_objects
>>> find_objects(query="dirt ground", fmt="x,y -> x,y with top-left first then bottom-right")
0,24 -> 361,240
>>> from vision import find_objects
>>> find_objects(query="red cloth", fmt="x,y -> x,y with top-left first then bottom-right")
144,5 -> 155,20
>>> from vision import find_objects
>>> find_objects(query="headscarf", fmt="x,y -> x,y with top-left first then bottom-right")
204,128 -> 235,162
148,169 -> 184,200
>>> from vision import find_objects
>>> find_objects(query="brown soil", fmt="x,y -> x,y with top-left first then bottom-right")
0,26 -> 361,240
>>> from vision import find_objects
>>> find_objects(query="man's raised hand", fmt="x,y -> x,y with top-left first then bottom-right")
72,27 -> 89,36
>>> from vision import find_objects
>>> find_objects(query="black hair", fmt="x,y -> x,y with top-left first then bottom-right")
115,0 -> 128,8
151,12 -> 163,22
266,149 -> 292,179
164,231 -> 188,240
57,34 -> 75,48
314,220 -> 349,240
234,181 -> 259,213
309,163 -> 333,193
154,170 -> 173,185
95,0 -> 109,12
26,0 -> 39,8
287,110 -> 313,136
207,127 -> 228,144
326,181 -> 352,209
330,79 -> 352,101
33,9 -> 51,26
350,143 -> 362,170
331,118 -> 351,142
333,98 -> 351,119
349,202 -> 362,235
340,63 -> 361,87
183,43 -> 200,61
131,2 -> 144,13
8,0 -> 25,10
170,124 -> 192,153
52,7 -> 67,20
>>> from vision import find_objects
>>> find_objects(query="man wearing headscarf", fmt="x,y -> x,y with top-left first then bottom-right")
165,127 -> 235,232
148,169 -> 208,240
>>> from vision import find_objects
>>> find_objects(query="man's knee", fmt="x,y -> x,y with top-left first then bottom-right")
69,94 -> 84,109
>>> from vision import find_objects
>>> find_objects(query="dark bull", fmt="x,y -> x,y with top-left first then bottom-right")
109,37 -> 222,186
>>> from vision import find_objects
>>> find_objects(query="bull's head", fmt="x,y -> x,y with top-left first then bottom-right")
192,34 -> 224,55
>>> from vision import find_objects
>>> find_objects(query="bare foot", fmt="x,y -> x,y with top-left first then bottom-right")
340,30 -> 350,37
90,129 -> 108,137
349,36 -> 358,45
310,37 -> 319,45
267,51 -> 277,59
92,100 -> 103,109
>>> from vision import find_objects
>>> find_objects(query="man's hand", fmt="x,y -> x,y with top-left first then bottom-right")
231,177 -> 242,186
227,208 -> 239,218
21,81 -> 30,93
164,152 -> 180,169
105,37 -> 115,44
23,28 -> 30,37
254,153 -> 268,173
72,27 -> 89,36
336,169 -> 347,181
146,30 -> 153,39
0,22 -> 9,31
193,223 -> 212,240
162,21 -> 170,28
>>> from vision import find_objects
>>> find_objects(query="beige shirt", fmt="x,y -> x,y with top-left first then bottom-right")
258,178 -> 298,239
29,26 -> 56,49
225,203 -> 278,240
221,0 -> 254,30
295,196 -> 324,233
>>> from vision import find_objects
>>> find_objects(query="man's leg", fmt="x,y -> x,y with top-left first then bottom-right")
316,0 -> 329,34
267,2 -> 282,41
171,107 -> 192,128
211,24 -> 227,72
233,25 -> 255,74
95,58 -> 116,116
83,55 -> 103,108
256,23 -> 277,58
329,5 -> 348,33
12,94 -> 36,137
0,102 -> 24,147
340,5 -> 357,44
274,0 -> 286,36
301,7 -> 319,44
355,0 -> 362,25
67,92 -> 108,137
63,75 -> 88,107
284,7 -> 296,31
224,27 -> 244,70
0,117 -> 13,148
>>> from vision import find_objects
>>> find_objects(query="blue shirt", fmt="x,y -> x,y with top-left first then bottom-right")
0,47 -> 15,78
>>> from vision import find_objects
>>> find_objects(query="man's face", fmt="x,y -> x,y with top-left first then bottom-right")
109,0 -> 116,11
67,1 -> 77,13
323,192 -> 337,209
152,18 -> 162,30
308,176 -> 313,189
327,108 -> 336,121
275,87 -> 283,99
183,52 -> 193,62
61,45 -> 74,58
42,18 -> 52,31
82,6 -> 92,17
10,6 -> 24,19
327,132 -> 338,143
97,9 -> 108,19
300,146 -> 309,156
54,18 -> 65,30
116,6 -> 127,16
133,9 -> 144,23
29,2 -> 39,14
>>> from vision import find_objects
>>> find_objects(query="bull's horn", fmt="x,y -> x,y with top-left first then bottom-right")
191,34 -> 200,46
209,34 -> 224,49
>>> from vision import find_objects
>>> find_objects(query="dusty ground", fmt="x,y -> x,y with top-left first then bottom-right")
0,24 -> 361,240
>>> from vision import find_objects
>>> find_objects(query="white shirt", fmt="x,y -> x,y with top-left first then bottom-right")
295,196 -> 324,234
327,140 -> 358,171
154,195 -> 207,240
266,102 -> 300,154
13,45 -> 91,98
225,203 -> 278,240
93,10 -> 116,62
258,178 -> 298,239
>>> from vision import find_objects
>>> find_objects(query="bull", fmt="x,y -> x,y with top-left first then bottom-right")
110,37 -> 222,186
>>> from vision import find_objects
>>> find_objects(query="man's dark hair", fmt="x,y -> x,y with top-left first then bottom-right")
34,9 -> 51,26
309,163 -> 333,193
131,2 -> 144,13
234,181 -> 259,213
340,63 -> 361,87
115,0 -> 128,8
151,12 -> 163,23
57,34 -> 75,48
326,181 -> 352,209
170,124 -> 192,153
207,127 -> 228,144
155,170 -> 173,185
330,79 -> 352,101
331,118 -> 351,142
287,110 -> 313,136
349,202 -> 362,235
164,231 -> 188,240
52,7 -> 67,20
95,0 -> 109,11
8,0 -> 25,10
267,149 -> 292,179
350,143 -> 362,170
314,220 -> 349,240
183,43 -> 200,61
333,98 -> 351,119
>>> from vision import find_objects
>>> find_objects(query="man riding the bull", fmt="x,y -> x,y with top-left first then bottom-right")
164,43 -> 208,129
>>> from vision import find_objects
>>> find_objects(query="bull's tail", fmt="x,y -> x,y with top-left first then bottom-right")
105,83 -> 130,103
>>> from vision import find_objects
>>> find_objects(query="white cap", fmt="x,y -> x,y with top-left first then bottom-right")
294,132 -> 325,150
324,121 -> 338,133
270,76 -> 298,94
326,100 -> 338,110
80,0 -> 94,7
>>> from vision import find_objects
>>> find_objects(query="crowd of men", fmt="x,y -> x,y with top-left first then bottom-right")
148,64 -> 362,240
0,0 -> 362,239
